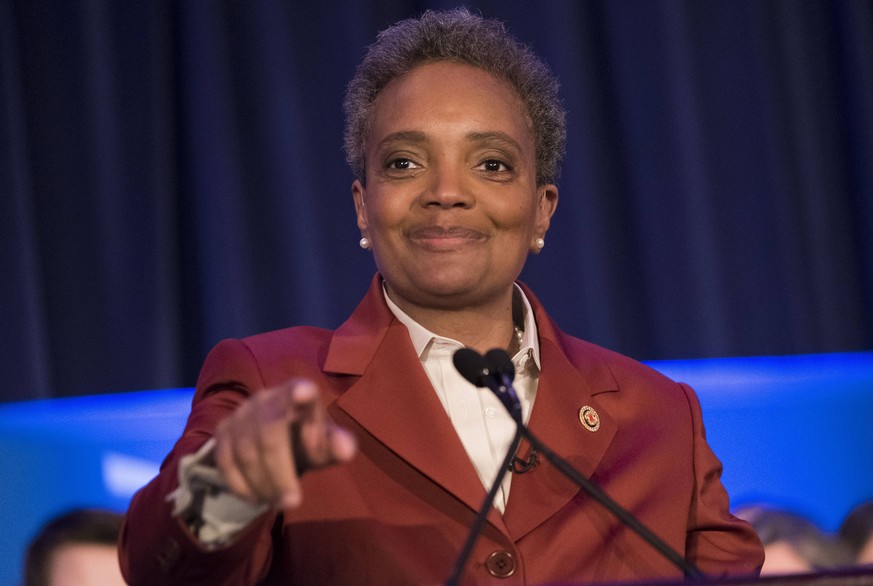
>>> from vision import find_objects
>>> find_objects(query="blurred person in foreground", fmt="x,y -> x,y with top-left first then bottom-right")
25,508 -> 125,586
840,500 -> 873,566
120,8 -> 763,585
735,505 -> 853,576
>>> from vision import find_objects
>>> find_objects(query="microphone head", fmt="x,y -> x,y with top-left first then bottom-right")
453,348 -> 491,387
484,348 -> 515,382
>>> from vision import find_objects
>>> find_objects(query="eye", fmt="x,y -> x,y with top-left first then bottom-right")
478,159 -> 512,173
387,157 -> 420,170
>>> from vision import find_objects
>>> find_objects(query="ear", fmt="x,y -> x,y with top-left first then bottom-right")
534,184 -> 558,239
352,179 -> 368,234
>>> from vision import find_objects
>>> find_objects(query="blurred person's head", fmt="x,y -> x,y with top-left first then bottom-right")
839,500 -> 873,565
24,508 -> 125,586
735,505 -> 852,575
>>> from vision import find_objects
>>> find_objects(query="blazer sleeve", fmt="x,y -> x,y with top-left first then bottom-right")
681,382 -> 765,576
119,339 -> 279,586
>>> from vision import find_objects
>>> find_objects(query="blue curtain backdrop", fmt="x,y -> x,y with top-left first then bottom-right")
1,0 -> 871,401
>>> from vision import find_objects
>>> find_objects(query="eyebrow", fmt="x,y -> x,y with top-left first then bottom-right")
375,131 -> 429,151
375,130 -> 524,153
465,131 -> 524,154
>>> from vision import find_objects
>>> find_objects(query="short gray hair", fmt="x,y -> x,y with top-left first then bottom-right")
343,8 -> 566,185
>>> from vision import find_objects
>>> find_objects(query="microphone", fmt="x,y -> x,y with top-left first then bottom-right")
455,348 -> 536,470
452,348 -> 492,388
483,349 -> 522,424
453,348 -> 522,422
483,348 -> 514,380
447,347 -> 703,584
447,348 -> 525,586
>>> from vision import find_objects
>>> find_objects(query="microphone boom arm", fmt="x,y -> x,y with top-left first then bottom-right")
517,424 -> 703,580
449,347 -> 703,582
445,423 -> 524,586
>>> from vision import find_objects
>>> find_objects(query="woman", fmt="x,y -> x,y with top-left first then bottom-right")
120,9 -> 763,585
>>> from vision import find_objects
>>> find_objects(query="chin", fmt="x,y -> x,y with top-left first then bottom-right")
419,278 -> 480,299
413,274 -> 507,307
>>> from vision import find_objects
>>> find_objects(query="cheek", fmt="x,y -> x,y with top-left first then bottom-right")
493,199 -> 540,234
363,207 -> 412,256
362,198 -> 400,232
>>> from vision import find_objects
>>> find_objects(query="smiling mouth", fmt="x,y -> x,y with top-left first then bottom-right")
408,225 -> 487,248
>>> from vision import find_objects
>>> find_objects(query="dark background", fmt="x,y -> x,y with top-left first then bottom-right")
2,0 -> 871,402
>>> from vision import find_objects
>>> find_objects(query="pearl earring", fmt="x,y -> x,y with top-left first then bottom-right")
534,237 -> 545,250
359,237 -> 370,249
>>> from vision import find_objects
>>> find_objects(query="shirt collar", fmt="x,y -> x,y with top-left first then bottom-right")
382,282 -> 541,371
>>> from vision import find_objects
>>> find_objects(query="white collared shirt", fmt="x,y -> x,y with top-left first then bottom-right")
383,284 -> 541,513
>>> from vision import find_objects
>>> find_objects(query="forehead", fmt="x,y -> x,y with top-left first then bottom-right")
367,61 -> 534,153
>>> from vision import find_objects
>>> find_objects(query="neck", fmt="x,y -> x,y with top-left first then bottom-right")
386,285 -> 518,355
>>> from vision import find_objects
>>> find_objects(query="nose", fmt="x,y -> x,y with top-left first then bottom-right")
421,163 -> 473,209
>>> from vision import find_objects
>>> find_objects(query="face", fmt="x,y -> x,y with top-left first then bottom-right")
760,542 -> 813,576
858,535 -> 873,565
48,544 -> 126,586
353,61 -> 557,314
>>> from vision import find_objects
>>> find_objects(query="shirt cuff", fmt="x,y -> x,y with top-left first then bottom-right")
167,438 -> 269,548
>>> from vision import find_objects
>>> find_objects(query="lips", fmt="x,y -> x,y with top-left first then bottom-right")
408,225 -> 487,240
407,225 -> 487,250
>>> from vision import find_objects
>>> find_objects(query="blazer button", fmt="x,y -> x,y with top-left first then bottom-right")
485,551 -> 516,578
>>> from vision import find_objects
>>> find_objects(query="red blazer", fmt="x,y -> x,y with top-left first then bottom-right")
120,275 -> 763,585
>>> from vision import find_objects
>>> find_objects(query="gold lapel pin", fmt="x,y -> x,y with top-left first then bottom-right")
578,405 -> 601,432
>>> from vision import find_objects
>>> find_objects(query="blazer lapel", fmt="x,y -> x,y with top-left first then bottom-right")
326,276 -> 507,533
502,291 -> 619,541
